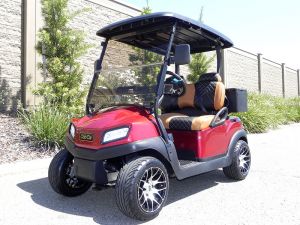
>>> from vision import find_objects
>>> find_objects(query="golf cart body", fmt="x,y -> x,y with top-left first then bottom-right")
49,12 -> 250,221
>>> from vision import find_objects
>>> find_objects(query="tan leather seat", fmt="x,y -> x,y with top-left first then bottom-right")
160,73 -> 225,131
160,113 -> 215,131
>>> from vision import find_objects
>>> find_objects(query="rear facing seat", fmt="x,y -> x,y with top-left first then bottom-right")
159,73 -> 225,131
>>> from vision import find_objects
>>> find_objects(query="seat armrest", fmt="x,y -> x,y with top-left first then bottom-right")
209,107 -> 228,128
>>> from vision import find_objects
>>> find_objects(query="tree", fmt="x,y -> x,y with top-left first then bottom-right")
35,0 -> 91,112
187,8 -> 215,83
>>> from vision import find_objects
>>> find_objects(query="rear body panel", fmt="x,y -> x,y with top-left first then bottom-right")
169,119 -> 242,160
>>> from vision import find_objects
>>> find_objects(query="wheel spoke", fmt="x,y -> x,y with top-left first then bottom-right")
153,190 -> 163,202
151,199 -> 154,212
145,198 -> 150,211
153,197 -> 160,206
238,146 -> 251,175
156,186 -> 167,191
150,168 -> 159,180
137,166 -> 167,213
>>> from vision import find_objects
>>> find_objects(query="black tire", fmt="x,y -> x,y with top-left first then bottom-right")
223,140 -> 251,180
48,149 -> 92,197
115,157 -> 169,221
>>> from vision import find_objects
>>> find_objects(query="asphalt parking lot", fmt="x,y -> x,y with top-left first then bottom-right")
0,123 -> 300,225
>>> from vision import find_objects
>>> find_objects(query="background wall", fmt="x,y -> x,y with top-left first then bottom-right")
22,0 -> 140,108
0,0 -> 299,112
203,48 -> 299,97
0,0 -> 22,112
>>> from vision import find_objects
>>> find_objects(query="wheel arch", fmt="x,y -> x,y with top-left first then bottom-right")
227,129 -> 248,158
239,135 -> 248,143
134,149 -> 174,175
120,148 -> 173,176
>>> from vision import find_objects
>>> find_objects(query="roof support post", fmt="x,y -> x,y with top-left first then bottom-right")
85,39 -> 108,114
154,23 -> 177,142
220,49 -> 226,87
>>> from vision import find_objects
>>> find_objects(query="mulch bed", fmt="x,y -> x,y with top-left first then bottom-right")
0,113 -> 57,164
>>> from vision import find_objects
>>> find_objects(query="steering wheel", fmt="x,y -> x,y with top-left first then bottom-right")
165,71 -> 186,96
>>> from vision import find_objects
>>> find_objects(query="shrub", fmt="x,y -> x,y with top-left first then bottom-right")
232,93 -> 300,133
19,105 -> 75,148
187,53 -> 215,83
34,0 -> 91,113
232,93 -> 274,133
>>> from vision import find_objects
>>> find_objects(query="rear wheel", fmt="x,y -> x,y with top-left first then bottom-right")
223,140 -> 251,180
115,157 -> 169,221
48,149 -> 92,196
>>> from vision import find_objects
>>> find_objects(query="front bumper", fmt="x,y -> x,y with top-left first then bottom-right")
73,157 -> 108,185
65,135 -> 167,184
65,135 -> 166,161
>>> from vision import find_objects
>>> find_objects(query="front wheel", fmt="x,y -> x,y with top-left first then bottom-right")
48,149 -> 92,196
115,157 -> 169,221
223,140 -> 251,180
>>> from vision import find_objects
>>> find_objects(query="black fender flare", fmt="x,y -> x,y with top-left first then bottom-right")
226,129 -> 248,163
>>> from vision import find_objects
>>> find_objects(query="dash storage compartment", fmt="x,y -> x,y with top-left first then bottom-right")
225,88 -> 248,113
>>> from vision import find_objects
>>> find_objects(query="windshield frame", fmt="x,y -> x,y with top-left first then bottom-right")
85,22 -> 177,141
86,23 -> 176,115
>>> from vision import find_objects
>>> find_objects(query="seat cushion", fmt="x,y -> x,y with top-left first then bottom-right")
160,113 -> 215,131
161,73 -> 225,114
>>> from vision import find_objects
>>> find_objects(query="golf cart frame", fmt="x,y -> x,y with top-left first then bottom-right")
49,12 -> 250,221
79,12 -> 246,180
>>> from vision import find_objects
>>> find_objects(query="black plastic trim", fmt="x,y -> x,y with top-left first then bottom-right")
73,158 -> 108,185
65,136 -> 169,161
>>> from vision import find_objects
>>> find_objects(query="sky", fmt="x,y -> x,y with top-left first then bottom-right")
123,0 -> 300,69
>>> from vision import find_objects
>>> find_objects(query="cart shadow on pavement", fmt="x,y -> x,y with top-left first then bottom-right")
17,169 -> 234,225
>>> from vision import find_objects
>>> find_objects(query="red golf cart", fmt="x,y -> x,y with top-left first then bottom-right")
48,12 -> 251,221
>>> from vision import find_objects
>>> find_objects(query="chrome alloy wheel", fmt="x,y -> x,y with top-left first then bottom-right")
138,167 -> 167,213
238,146 -> 251,175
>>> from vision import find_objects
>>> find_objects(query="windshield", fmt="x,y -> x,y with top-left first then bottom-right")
90,40 -> 163,110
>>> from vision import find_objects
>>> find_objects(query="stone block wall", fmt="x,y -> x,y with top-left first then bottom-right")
262,61 -> 283,96
285,68 -> 298,98
22,0 -> 140,107
225,49 -> 258,92
68,0 -> 137,85
0,0 -> 22,112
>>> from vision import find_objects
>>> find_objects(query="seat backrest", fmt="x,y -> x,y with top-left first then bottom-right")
161,73 -> 225,113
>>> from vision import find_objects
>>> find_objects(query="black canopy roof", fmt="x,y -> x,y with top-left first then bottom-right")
97,12 -> 233,54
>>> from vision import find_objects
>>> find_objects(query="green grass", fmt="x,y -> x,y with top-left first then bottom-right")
232,93 -> 300,133
18,104 -> 75,148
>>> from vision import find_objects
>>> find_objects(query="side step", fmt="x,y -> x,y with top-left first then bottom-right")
179,160 -> 201,168
175,156 -> 230,180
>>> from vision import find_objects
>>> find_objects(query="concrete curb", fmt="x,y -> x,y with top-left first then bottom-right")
0,157 -> 51,177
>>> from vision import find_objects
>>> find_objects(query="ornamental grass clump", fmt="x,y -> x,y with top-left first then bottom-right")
19,104 -> 73,148
232,93 -> 300,133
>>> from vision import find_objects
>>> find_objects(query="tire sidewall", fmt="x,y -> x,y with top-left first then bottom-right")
118,157 -> 169,220
233,140 -> 251,179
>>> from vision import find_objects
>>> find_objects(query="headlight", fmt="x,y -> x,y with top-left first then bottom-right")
70,124 -> 76,138
102,127 -> 129,144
